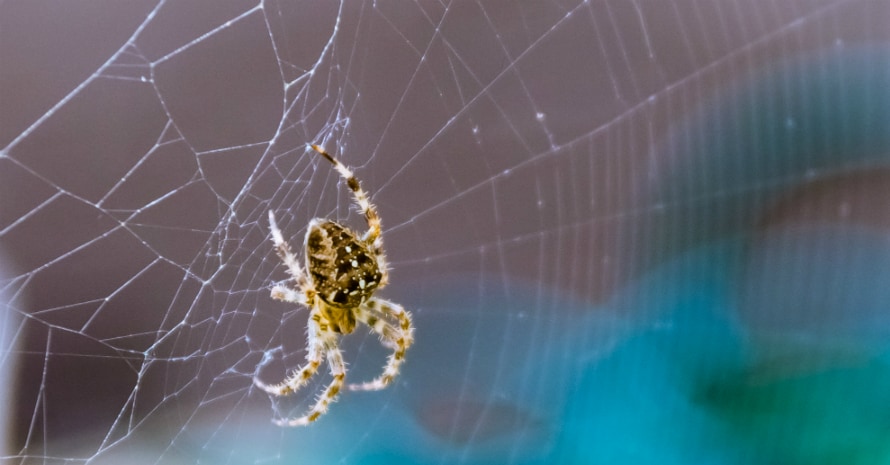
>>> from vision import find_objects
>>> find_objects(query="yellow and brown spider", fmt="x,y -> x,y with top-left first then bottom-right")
255,144 -> 414,427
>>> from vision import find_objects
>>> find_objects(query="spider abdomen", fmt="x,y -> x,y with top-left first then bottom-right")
306,220 -> 382,309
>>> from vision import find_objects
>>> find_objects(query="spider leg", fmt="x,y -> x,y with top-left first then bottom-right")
363,307 -> 398,350
268,210 -> 310,289
253,307 -> 324,396
274,325 -> 347,427
347,298 -> 414,392
309,144 -> 383,251
270,284 -> 308,306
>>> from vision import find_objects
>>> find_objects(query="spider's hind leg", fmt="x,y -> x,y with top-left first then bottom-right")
348,298 -> 414,391
274,327 -> 346,426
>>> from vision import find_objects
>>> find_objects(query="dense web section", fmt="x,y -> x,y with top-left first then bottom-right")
3,1 -> 890,464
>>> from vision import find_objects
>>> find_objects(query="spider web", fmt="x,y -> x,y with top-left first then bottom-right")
3,1 -> 890,464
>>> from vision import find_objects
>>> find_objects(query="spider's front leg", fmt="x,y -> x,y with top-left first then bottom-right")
270,283 -> 308,305
309,144 -> 382,251
348,298 -> 414,391
268,210 -> 310,291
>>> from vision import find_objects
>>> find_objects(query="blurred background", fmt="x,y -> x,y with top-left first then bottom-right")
2,1 -> 890,463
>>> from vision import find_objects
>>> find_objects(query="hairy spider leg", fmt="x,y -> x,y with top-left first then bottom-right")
270,284 -> 307,306
274,323 -> 346,426
268,210 -> 311,292
359,297 -> 413,350
347,298 -> 414,392
310,144 -> 383,255
254,307 -> 325,396
367,296 -> 413,336
357,303 -> 400,350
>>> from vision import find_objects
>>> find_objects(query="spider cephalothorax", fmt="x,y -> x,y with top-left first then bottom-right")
254,144 -> 414,427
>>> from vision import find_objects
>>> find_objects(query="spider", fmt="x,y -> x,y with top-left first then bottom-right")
254,144 -> 414,427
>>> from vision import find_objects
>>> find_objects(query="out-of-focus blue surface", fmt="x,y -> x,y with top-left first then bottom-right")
561,239 -> 890,465
256,235 -> 890,464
